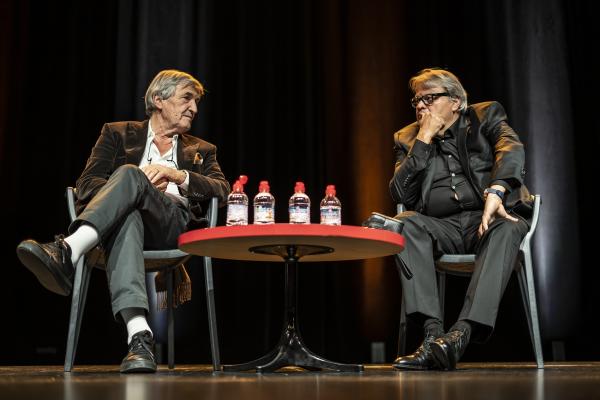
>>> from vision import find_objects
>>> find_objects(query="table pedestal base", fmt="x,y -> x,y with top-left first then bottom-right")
223,321 -> 364,373
223,244 -> 364,373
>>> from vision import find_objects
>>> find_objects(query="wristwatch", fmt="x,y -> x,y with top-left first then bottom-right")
484,187 -> 504,200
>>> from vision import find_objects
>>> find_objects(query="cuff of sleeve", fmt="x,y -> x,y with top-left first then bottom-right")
178,170 -> 190,191
491,180 -> 511,194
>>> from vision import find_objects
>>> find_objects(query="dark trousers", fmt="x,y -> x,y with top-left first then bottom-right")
70,165 -> 190,316
395,209 -> 528,341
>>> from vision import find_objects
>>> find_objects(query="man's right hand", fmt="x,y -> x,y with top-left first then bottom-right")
141,165 -> 171,192
416,110 -> 445,143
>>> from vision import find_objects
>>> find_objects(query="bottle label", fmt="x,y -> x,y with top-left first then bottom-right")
254,205 -> 275,224
289,206 -> 310,224
320,206 -> 341,225
226,204 -> 248,225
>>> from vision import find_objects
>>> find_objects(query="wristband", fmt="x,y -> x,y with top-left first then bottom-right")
484,187 -> 504,200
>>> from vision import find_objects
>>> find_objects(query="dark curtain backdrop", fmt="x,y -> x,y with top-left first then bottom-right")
1,0 -> 597,365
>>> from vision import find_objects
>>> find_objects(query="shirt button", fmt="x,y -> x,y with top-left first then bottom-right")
448,155 -> 452,158
451,173 -> 456,177
452,185 -> 456,190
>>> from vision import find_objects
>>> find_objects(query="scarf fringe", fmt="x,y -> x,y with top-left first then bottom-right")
155,265 -> 192,311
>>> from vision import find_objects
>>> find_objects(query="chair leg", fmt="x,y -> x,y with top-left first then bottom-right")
397,295 -> 407,357
437,271 -> 446,316
167,268 -> 175,369
518,249 -> 544,369
203,256 -> 221,372
517,267 -> 532,330
64,258 -> 92,372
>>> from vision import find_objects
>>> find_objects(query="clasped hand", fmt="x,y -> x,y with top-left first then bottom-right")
141,164 -> 177,192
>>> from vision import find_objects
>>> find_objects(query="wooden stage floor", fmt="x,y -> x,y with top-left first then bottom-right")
1,362 -> 600,400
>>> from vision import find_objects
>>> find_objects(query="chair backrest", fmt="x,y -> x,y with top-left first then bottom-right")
396,194 -> 542,276
66,187 -> 78,223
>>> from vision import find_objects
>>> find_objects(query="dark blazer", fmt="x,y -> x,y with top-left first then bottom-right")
75,120 -> 230,222
389,101 -> 533,217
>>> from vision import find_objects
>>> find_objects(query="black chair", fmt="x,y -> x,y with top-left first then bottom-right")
396,194 -> 544,368
64,187 -> 221,372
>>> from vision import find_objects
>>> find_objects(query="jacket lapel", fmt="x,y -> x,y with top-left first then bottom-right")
420,149 -> 436,212
178,134 -> 199,171
460,109 -> 481,196
125,120 -> 149,165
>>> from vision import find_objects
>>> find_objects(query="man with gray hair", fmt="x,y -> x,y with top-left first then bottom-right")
388,68 -> 533,370
17,69 -> 230,373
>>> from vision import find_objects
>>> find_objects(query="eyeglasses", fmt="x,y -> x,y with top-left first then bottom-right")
410,92 -> 451,108
147,153 -> 178,169
146,136 -> 179,169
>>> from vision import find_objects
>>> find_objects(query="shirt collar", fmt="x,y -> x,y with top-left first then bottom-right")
442,111 -> 467,139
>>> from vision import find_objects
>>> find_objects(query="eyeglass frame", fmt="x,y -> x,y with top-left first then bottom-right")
145,135 -> 180,169
410,92 -> 452,108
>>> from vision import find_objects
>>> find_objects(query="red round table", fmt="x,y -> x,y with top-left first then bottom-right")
179,224 -> 404,372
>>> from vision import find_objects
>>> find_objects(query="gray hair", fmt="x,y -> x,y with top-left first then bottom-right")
144,69 -> 205,116
409,68 -> 468,111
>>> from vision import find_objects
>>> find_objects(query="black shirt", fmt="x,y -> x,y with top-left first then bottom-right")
424,120 -> 480,218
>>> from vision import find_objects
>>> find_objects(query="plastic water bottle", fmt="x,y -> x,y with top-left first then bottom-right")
253,180 -> 275,224
289,181 -> 310,224
320,185 -> 342,225
226,175 -> 248,226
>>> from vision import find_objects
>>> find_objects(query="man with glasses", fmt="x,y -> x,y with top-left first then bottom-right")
16,69 -> 230,373
389,68 -> 533,370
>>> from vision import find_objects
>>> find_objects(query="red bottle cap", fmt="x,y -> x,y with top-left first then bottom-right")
259,180 -> 270,192
233,175 -> 248,192
325,185 -> 336,196
294,181 -> 305,193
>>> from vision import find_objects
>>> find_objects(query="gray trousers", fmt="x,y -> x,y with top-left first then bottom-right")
395,209 -> 528,341
70,165 -> 190,317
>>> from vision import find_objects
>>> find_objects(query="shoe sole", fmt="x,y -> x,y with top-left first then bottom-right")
392,363 -> 430,371
430,341 -> 456,371
16,241 -> 71,296
120,360 -> 157,373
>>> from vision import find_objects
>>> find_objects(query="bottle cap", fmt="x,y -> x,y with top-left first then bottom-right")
233,175 -> 248,192
259,180 -> 270,192
294,181 -> 305,193
325,185 -> 336,196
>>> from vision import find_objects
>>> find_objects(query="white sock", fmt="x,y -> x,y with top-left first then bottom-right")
64,224 -> 100,266
121,308 -> 153,344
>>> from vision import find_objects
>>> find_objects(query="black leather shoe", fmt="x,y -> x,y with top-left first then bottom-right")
392,331 -> 442,370
430,328 -> 471,370
362,212 -> 404,234
120,331 -> 157,373
16,235 -> 75,296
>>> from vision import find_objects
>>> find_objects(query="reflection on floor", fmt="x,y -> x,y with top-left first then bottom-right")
1,363 -> 600,400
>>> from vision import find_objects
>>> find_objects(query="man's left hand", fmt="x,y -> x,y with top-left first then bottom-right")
478,187 -> 519,237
